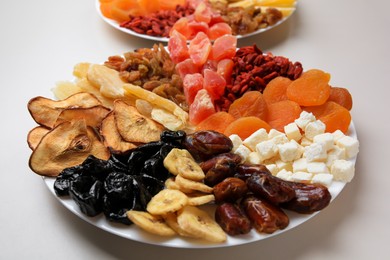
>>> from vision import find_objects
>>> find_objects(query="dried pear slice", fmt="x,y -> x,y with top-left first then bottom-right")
29,120 -> 110,177
87,64 -> 125,98
28,92 -> 102,128
113,100 -> 164,143
27,126 -> 50,150
55,105 -> 110,128
123,83 -> 188,127
100,112 -> 137,153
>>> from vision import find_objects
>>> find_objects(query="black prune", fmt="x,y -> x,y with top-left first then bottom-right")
69,175 -> 103,217
54,165 -> 83,196
160,130 -> 186,146
54,131 -> 187,225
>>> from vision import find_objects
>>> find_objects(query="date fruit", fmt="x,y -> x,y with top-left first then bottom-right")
241,195 -> 289,234
183,130 -> 233,161
199,153 -> 242,173
246,173 -> 295,205
213,177 -> 248,203
235,163 -> 271,180
215,203 -> 252,236
282,182 -> 331,214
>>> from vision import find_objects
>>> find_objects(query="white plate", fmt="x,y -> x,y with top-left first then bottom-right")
95,0 -> 297,42
42,122 -> 357,248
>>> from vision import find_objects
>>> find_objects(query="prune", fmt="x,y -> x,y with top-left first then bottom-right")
104,172 -> 134,201
246,173 -> 295,205
215,203 -> 252,236
53,131 -> 190,225
69,175 -> 103,217
183,130 -> 233,161
241,195 -> 289,234
54,165 -> 83,196
213,177 -> 248,203
102,195 -> 133,225
103,173 -> 145,224
160,130 -> 186,146
281,182 -> 331,214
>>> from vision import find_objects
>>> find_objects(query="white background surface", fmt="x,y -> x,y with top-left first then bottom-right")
1,0 -> 389,259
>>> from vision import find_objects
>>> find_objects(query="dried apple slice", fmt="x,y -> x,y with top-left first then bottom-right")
28,92 -> 102,128
113,100 -> 164,143
100,112 -> 137,153
55,105 -> 111,128
29,120 -> 110,177
27,126 -> 50,150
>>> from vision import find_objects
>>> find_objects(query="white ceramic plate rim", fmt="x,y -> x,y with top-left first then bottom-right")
95,0 -> 297,42
42,121 -> 357,248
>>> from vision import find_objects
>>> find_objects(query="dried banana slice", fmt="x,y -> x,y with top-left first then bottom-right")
177,206 -> 227,243
187,193 -> 215,206
175,175 -> 213,194
164,177 -> 194,194
163,148 -> 205,181
163,213 -> 196,238
146,189 -> 188,215
127,210 -> 176,237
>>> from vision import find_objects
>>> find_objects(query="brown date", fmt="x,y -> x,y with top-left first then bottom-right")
215,202 -> 252,236
246,173 -> 295,205
199,153 -> 242,173
213,177 -> 248,203
241,195 -> 289,234
281,182 -> 331,214
183,131 -> 233,161
204,160 -> 237,187
235,163 -> 272,180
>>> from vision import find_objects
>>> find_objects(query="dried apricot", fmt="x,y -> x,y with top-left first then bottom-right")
228,91 -> 268,120
304,101 -> 351,134
263,76 -> 292,104
266,100 -> 302,132
224,116 -> 271,140
195,111 -> 235,133
286,69 -> 331,106
327,87 -> 353,110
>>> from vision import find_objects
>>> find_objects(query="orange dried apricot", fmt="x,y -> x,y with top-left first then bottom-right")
304,101 -> 351,134
228,91 -> 268,120
327,87 -> 353,111
286,69 -> 331,106
224,116 -> 271,140
266,100 -> 302,132
263,76 -> 292,104
195,111 -> 235,133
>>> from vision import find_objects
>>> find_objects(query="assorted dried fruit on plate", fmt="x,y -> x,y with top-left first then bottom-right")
97,0 -> 296,40
27,23 -> 359,244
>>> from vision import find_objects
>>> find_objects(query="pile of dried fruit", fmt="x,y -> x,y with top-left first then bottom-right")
27,23 -> 359,243
99,0 -> 296,38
